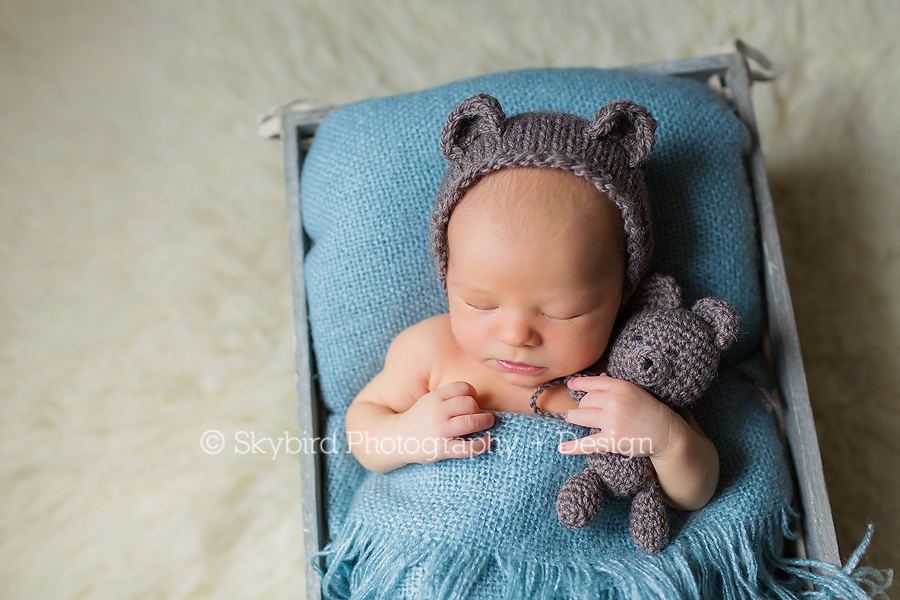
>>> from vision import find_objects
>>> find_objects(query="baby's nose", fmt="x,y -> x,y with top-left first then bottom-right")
497,315 -> 539,347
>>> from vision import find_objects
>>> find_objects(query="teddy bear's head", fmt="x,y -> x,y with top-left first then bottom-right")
606,274 -> 740,410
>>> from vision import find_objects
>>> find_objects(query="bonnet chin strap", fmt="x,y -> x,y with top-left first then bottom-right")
720,356 -> 780,413
529,372 -> 597,420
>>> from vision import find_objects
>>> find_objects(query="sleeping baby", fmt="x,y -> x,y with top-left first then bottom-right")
326,93 -> 720,598
346,92 -> 718,503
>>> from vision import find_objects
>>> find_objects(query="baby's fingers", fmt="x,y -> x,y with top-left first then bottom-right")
564,407 -> 604,429
437,435 -> 492,461
443,394 -> 481,417
567,373 -> 615,393
566,373 -> 616,392
558,432 -> 609,455
434,380 -> 477,401
447,411 -> 495,438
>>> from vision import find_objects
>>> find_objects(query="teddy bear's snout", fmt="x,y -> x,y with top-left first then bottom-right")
623,347 -> 673,388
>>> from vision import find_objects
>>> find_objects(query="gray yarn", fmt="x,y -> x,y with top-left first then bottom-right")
534,273 -> 741,554
431,93 -> 658,299
529,373 -> 591,420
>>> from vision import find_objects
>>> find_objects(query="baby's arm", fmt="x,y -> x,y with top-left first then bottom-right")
345,318 -> 495,474
559,375 -> 719,512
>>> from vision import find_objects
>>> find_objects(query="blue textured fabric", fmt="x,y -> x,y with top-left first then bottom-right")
316,355 -> 803,599
302,67 -> 762,535
299,68 -> 890,598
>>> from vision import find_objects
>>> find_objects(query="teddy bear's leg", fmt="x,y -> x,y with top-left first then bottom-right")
556,469 -> 604,530
629,484 -> 670,554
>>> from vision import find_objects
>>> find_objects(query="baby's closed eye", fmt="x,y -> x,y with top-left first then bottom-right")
543,311 -> 586,321
465,302 -> 497,314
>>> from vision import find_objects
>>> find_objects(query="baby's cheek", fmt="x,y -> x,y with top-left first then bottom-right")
449,312 -> 480,346
570,327 -> 612,364
557,345 -> 599,374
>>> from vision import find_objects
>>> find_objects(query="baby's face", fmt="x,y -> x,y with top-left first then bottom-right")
446,168 -> 626,388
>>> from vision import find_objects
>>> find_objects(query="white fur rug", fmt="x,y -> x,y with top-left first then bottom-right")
1,0 -> 897,597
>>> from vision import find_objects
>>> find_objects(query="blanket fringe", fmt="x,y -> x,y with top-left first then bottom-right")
313,507 -> 892,599
771,523 -> 892,600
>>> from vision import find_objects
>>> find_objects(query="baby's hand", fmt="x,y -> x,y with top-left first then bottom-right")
393,381 -> 494,465
558,374 -> 680,459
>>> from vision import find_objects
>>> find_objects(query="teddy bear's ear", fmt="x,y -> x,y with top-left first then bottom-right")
440,93 -> 506,162
630,273 -> 682,310
585,100 -> 658,168
692,297 -> 741,352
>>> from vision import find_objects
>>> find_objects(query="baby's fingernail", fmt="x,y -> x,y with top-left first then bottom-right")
559,442 -> 571,452
599,372 -> 608,377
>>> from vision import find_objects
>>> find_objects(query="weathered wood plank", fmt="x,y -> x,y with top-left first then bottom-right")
282,111 -> 327,600
725,53 -> 841,569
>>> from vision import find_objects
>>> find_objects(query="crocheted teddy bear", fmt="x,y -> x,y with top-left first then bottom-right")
554,273 -> 740,554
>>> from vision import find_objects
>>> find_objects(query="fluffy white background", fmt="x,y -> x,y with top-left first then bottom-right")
1,0 -> 897,597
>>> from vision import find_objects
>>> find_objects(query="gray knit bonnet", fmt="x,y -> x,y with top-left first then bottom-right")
430,93 -> 658,300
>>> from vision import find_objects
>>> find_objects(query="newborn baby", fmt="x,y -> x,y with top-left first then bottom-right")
345,93 -> 718,513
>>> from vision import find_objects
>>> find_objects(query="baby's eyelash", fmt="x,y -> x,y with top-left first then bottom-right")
466,302 -> 496,314
544,312 -> 584,322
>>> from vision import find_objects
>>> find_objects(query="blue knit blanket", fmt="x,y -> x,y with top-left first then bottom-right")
314,354 -> 885,599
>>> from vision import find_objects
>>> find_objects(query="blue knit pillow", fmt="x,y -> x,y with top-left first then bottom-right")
300,67 -> 763,536
302,67 -> 761,414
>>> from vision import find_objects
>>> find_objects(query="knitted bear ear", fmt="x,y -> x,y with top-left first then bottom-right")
630,273 -> 682,310
585,100 -> 658,168
440,93 -> 506,162
629,273 -> 681,309
692,297 -> 741,352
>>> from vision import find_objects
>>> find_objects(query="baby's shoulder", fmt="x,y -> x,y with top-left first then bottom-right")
383,314 -> 457,392
401,312 -> 452,337
386,314 -> 456,365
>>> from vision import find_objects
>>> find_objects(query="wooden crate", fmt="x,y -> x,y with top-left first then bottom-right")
279,52 -> 840,599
